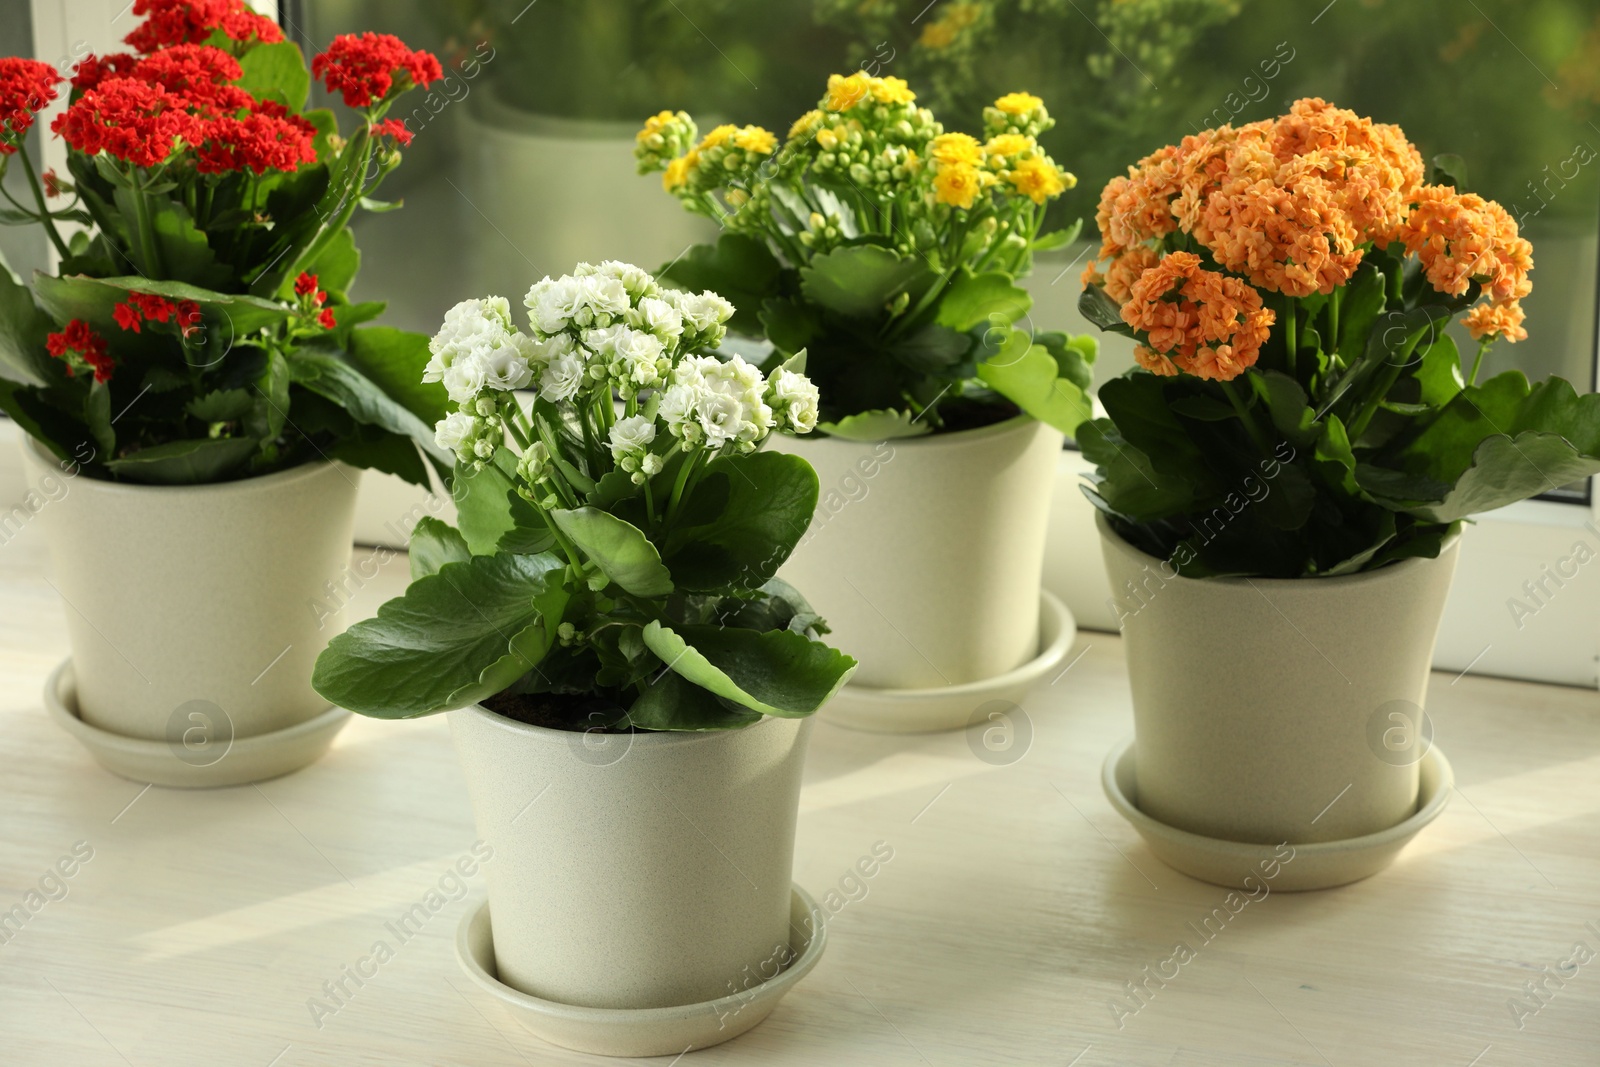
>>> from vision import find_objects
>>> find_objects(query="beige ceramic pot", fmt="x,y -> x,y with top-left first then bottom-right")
24,440 -> 360,753
448,706 -> 812,1011
1097,512 -> 1460,845
768,416 -> 1063,690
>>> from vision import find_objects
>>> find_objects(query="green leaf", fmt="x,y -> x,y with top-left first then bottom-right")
1029,223 -> 1081,253
32,275 -> 291,339
1076,419 -> 1196,519
85,380 -> 114,457
236,40 -> 311,111
641,621 -> 856,717
663,451 -> 818,591
1411,334 -> 1463,408
346,326 -> 448,426
1385,372 -> 1600,521
817,408 -> 932,440
1314,415 -> 1358,496
1431,153 -> 1468,190
799,245 -> 933,320
0,254 -> 56,386
977,328 -> 1091,437
187,388 -> 254,423
1079,285 -> 1136,338
659,233 -> 782,335
313,552 -> 569,718
935,269 -> 1032,332
105,436 -> 258,484
551,507 -> 673,597
1334,263 -> 1387,363
1034,331 -> 1096,393
409,516 -> 470,580
304,227 -> 360,301
1255,370 -> 1319,448
113,187 -> 224,287
287,348 -> 450,472
452,447 -> 551,555
758,296 -> 821,355
889,322 -> 970,374
626,671 -> 761,731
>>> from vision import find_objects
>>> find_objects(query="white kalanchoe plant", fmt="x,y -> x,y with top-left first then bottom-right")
314,261 -> 852,732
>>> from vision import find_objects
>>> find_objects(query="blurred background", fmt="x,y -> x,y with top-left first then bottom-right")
5,0 -> 1598,426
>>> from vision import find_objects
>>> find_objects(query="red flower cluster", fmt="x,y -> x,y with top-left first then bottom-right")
55,45 -> 314,174
294,272 -> 337,329
112,291 -> 202,337
372,118 -> 413,146
125,0 -> 284,54
70,52 -> 139,91
0,58 -> 63,154
46,320 -> 115,383
312,33 -> 441,109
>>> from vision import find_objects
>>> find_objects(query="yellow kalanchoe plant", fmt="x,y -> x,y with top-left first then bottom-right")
635,73 -> 1094,439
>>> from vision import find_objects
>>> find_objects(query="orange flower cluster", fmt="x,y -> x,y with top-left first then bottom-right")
1395,185 -> 1532,341
1085,97 -> 1535,367
1119,252 -> 1275,381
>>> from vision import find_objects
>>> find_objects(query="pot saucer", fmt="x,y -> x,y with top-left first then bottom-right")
455,884 -> 827,1058
818,591 -> 1076,734
43,658 -> 350,788
1101,737 -> 1454,891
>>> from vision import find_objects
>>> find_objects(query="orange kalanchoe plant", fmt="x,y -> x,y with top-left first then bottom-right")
1078,98 -> 1597,579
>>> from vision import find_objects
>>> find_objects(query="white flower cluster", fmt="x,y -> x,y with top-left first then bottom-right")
658,356 -> 822,450
426,259 -> 819,473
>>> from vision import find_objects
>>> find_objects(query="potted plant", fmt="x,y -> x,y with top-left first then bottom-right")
634,73 -> 1093,729
0,2 -> 448,784
1078,97 -> 1600,883
435,0 -> 843,307
312,261 -> 854,1055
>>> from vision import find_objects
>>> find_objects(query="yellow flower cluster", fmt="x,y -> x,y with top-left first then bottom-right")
926,99 -> 1073,209
653,121 -> 779,196
984,91 -> 1052,139
919,1 -> 983,50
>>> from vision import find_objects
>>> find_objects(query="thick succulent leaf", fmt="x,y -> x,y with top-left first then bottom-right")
104,436 -> 258,484
408,516 -> 470,580
1076,419 -> 1196,519
235,40 -> 310,112
1079,285 -> 1136,338
626,671 -> 761,731
32,274 -> 290,339
551,506 -> 673,597
817,408 -> 931,440
799,245 -> 933,320
641,621 -> 857,718
0,256 -> 56,386
935,269 -> 1032,332
313,552 -> 568,718
976,328 -> 1091,437
662,450 -> 817,591
286,347 -> 451,475
1379,373 -> 1600,521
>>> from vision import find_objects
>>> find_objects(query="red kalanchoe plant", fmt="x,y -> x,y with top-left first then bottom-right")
312,33 -> 442,108
124,0 -> 284,55
0,2 -> 448,486
45,321 -> 115,383
0,58 -> 62,154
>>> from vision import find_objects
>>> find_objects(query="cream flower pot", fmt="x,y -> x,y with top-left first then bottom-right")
768,416 -> 1064,690
24,440 -> 360,779
1097,512 -> 1460,845
448,706 -> 812,1012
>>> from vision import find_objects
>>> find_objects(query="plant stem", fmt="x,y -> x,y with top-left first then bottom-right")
17,143 -> 70,259
129,169 -> 165,276
665,448 -> 701,526
1222,378 -> 1270,455
1283,299 -> 1298,379
1468,336 -> 1494,386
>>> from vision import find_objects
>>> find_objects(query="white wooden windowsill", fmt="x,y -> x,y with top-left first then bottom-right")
0,528 -> 1596,1065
